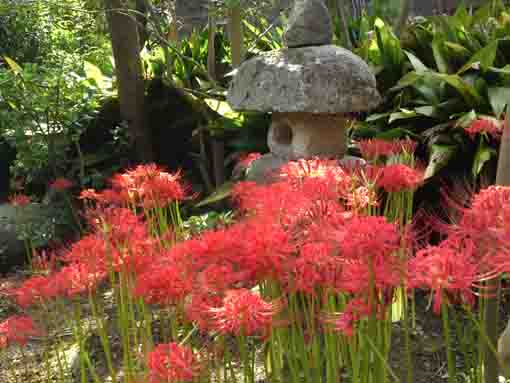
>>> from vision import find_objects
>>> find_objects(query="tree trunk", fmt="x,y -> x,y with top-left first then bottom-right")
395,0 -> 412,37
485,111 -> 510,383
105,0 -> 153,163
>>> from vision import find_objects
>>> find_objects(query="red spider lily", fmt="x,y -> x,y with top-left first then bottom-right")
464,117 -> 504,139
49,177 -> 73,191
358,139 -> 396,161
12,274 -> 63,307
358,138 -> 417,161
284,241 -> 337,293
438,185 -> 510,275
62,233 -> 109,273
133,261 -> 193,305
408,242 -> 479,313
209,289 -> 282,336
79,188 -> 128,206
147,342 -> 202,383
184,293 -> 223,332
376,164 -> 423,192
346,186 -> 378,211
8,194 -> 31,207
321,297 -> 381,337
0,316 -> 42,348
110,164 -> 188,209
55,263 -> 107,297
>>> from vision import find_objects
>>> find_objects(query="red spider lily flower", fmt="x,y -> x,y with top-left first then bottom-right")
62,234 -> 108,274
408,243 -> 479,313
376,164 -> 423,192
346,186 -> 378,211
358,138 -> 418,161
8,194 -> 31,207
456,186 -> 510,272
184,293 -> 223,332
0,316 -> 42,348
464,117 -> 504,139
55,263 -> 107,297
358,139 -> 396,161
209,289 -> 282,336
133,262 -> 193,305
284,241 -> 337,293
147,342 -> 202,383
110,164 -> 189,209
321,297 -> 379,337
49,177 -> 73,191
12,274 -> 63,307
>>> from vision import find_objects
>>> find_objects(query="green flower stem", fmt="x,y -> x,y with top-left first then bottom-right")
441,301 -> 457,383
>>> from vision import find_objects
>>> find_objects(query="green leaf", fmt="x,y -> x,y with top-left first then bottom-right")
389,109 -> 418,123
455,110 -> 477,128
3,56 -> 22,75
414,106 -> 437,117
376,128 -> 412,140
424,144 -> 457,179
432,39 -> 449,74
488,87 -> 510,118
390,71 -> 421,91
204,98 -> 243,120
444,42 -> 471,59
457,40 -> 499,75
365,113 -> 390,122
195,182 -> 234,207
472,140 -> 496,177
404,51 -> 428,73
429,72 -> 483,106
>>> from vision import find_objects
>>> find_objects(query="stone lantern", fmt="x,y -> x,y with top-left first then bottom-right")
227,0 -> 381,182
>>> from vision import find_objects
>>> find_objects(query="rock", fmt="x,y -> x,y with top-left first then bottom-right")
283,0 -> 332,48
227,45 -> 381,114
245,154 -> 290,184
0,204 -> 26,273
0,202 -> 76,274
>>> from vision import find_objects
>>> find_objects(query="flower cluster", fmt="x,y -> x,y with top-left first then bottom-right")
358,138 -> 417,161
464,117 -> 504,139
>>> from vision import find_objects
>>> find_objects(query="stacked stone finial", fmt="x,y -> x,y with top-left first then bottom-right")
283,0 -> 333,48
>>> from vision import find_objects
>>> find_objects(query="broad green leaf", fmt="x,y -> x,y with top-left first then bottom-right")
432,39 -> 449,74
471,2 -> 493,25
487,65 -> 510,75
3,56 -> 22,75
404,51 -> 428,73
415,106 -> 437,117
488,87 -> 510,118
455,110 -> 477,128
195,182 -> 234,207
376,128 -> 413,140
365,113 -> 390,122
430,73 -> 483,106
457,40 -> 499,75
424,144 -> 457,179
472,140 -> 496,177
389,109 -> 418,123
204,98 -> 242,120
444,42 -> 471,57
390,71 -> 421,91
